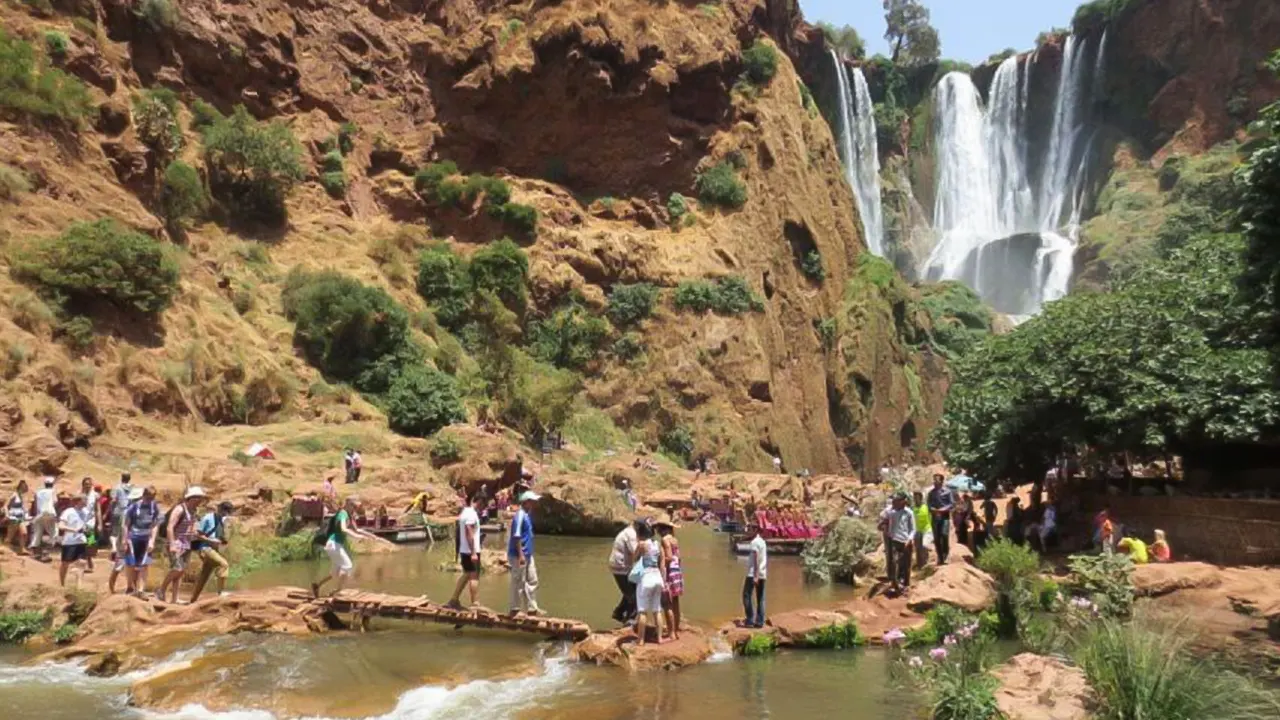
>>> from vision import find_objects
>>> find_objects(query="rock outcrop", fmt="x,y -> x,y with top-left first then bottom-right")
993,653 -> 1095,720
572,626 -> 716,671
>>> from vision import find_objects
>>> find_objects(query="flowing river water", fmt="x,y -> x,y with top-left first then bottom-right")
0,527 -> 906,719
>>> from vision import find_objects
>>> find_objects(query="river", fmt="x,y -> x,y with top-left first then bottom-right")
0,526 -> 907,719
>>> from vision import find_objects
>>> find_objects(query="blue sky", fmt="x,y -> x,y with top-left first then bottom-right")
798,0 -> 1082,63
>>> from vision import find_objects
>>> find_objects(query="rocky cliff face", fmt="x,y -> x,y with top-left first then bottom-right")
0,0 -> 947,484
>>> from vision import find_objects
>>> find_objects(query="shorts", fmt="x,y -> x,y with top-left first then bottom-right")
61,544 -> 87,563
167,547 -> 191,572
125,536 -> 153,567
325,539 -> 353,576
460,553 -> 481,574
636,572 -> 664,614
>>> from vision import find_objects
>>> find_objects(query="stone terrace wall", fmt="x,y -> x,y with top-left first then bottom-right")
1082,495 -> 1280,565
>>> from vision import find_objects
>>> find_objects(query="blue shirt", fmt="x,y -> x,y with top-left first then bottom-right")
192,512 -> 222,551
507,509 -> 534,558
126,500 -> 160,539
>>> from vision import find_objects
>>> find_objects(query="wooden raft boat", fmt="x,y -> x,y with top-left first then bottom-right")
727,534 -> 809,555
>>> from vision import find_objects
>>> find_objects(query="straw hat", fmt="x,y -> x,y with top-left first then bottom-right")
128,487 -> 145,501
652,512 -> 680,530
183,486 -> 208,500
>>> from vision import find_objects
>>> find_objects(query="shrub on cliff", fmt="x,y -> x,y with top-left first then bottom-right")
1071,0 -> 1136,34
11,219 -> 180,317
695,162 -> 747,209
527,302 -> 611,371
491,201 -> 538,238
190,99 -> 223,131
919,281 -> 993,360
659,425 -> 695,464
741,40 -> 778,86
416,243 -> 472,330
133,88 -> 184,161
384,365 -> 466,437
160,161 -> 208,230
203,105 -> 306,226
414,161 -> 460,203
607,283 -> 659,326
468,238 -> 529,314
800,251 -> 825,282
674,276 -> 764,315
282,269 -> 411,389
0,30 -> 92,125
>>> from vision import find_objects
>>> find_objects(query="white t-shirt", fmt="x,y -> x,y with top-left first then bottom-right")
35,488 -> 56,517
59,507 -> 88,546
83,489 -> 99,530
747,535 -> 768,580
457,506 -> 480,555
772,457 -> 782,471
609,525 -> 638,574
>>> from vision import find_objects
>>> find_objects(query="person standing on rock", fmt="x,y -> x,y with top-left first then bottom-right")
107,473 -> 133,592
912,490 -> 932,568
609,519 -> 642,624
156,487 -> 206,603
507,491 -> 542,616
189,501 -> 235,603
880,492 -> 916,597
350,449 -> 363,484
927,474 -> 955,565
742,529 -> 768,628
447,492 -> 484,610
123,486 -> 160,596
81,477 -> 101,574
28,476 -> 59,562
655,516 -> 683,641
633,521 -> 667,645
5,480 -> 30,554
57,494 -> 91,587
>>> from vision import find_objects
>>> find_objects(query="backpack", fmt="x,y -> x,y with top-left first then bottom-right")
312,513 -> 339,546
156,505 -> 179,541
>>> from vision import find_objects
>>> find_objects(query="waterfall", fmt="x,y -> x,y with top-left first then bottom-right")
829,50 -> 885,256
922,35 -> 1103,317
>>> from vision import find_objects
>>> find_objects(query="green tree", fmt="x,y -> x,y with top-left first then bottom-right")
607,283 -> 659,326
883,0 -> 940,66
527,302 -> 611,370
468,238 -> 528,314
818,23 -> 867,60
384,366 -> 466,437
415,243 -> 471,330
1241,50 -> 1280,355
133,88 -> 183,162
11,219 -> 180,317
159,161 -> 207,231
281,270 -> 411,390
203,105 -> 305,225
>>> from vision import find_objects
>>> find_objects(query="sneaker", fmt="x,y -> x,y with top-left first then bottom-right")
445,599 -> 465,611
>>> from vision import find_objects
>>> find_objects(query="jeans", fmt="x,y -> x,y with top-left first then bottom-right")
932,516 -> 951,564
612,573 -> 637,622
886,539 -> 913,588
742,576 -> 766,627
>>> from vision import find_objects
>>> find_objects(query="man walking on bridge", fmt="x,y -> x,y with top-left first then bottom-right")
448,492 -> 484,610
508,491 -> 542,616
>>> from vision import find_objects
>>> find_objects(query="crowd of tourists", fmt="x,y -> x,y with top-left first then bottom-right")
3,473 -> 237,602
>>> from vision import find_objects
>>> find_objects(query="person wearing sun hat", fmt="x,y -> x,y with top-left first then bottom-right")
155,486 -> 207,603
507,490 -> 543,616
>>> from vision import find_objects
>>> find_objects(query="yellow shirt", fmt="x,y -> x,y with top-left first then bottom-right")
914,504 -> 932,533
1121,538 -> 1149,564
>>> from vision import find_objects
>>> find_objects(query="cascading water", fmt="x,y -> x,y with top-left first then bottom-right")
830,50 -> 885,256
922,35 -> 1104,316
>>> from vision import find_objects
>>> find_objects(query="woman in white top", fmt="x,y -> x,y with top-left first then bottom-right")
633,522 -> 668,645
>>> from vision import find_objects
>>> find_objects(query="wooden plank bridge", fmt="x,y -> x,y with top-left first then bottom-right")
288,589 -> 592,641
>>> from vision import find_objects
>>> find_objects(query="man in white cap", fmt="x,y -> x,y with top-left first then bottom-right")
507,490 -> 542,616
28,476 -> 59,562
155,486 -> 207,603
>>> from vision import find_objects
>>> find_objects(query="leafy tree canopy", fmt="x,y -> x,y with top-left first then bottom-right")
819,23 -> 867,60
883,0 -> 940,66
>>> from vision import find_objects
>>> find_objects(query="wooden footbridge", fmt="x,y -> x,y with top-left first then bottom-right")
288,589 -> 592,641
